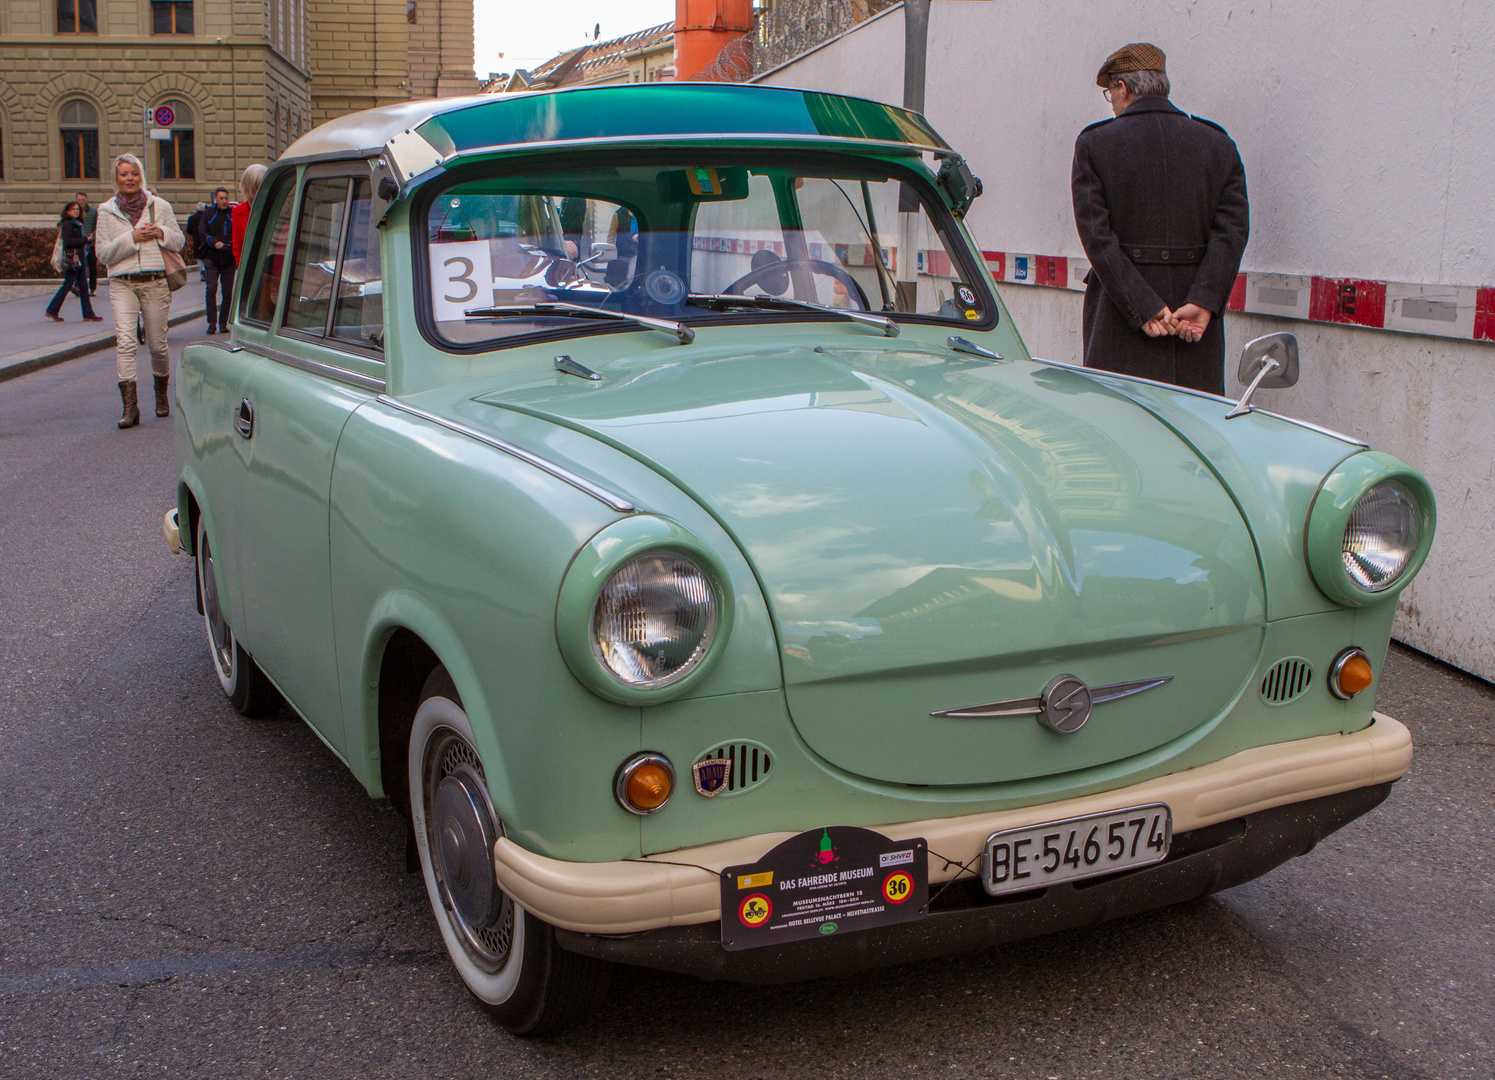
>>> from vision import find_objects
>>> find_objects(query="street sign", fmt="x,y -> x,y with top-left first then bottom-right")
150,128 -> 172,141
153,105 -> 175,127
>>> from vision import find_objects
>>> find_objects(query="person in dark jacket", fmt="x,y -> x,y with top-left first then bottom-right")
1072,43 -> 1249,394
196,187 -> 236,333
44,201 -> 102,323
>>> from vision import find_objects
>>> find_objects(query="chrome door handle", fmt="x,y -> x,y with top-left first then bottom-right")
234,398 -> 254,439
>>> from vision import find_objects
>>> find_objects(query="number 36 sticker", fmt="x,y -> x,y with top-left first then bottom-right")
883,871 -> 914,904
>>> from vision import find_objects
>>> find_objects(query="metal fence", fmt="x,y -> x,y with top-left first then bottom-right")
693,0 -> 899,83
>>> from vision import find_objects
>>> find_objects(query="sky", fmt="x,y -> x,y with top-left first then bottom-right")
473,1 -> 677,80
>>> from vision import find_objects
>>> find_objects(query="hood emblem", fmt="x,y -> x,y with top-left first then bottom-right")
692,758 -> 732,796
931,675 -> 1173,735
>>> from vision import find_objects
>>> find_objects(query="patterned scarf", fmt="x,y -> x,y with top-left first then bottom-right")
117,189 -> 149,225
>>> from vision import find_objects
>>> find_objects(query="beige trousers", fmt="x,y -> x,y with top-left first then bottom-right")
108,276 -> 171,381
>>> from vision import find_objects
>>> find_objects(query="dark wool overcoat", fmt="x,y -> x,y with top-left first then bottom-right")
1071,96 -> 1249,394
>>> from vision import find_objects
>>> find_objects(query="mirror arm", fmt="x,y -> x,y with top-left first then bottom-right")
1226,357 -> 1280,419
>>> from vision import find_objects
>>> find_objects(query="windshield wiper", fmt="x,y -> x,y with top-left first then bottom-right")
463,302 -> 694,345
688,294 -> 899,337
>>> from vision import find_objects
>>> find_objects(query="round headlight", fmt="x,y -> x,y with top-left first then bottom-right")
592,551 -> 719,689
1305,452 -> 1435,608
1342,480 -> 1422,592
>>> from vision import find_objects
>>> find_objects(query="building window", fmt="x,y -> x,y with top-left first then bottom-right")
152,1 -> 194,35
156,100 -> 195,181
59,99 -> 99,180
56,0 -> 98,34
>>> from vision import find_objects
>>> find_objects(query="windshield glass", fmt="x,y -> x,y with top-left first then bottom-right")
423,155 -> 991,347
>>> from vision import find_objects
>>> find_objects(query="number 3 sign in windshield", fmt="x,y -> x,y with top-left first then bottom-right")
430,241 -> 492,323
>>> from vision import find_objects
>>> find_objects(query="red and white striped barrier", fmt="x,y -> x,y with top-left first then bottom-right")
984,251 -> 1495,344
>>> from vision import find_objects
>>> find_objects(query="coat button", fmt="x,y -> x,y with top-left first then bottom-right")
1162,250 -> 1170,260
1132,249 -> 1141,258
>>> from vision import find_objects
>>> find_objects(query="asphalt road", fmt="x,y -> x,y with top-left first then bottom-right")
1,337 -> 1491,1079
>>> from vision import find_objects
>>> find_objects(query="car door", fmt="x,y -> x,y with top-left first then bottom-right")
233,167 -> 387,750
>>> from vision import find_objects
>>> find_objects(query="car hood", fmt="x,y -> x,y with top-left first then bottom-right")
476,341 -> 1266,786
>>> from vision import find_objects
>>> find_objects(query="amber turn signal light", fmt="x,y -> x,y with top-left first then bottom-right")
1329,648 -> 1374,700
614,753 -> 675,815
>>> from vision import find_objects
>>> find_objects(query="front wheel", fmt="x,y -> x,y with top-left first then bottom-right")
195,514 -> 279,717
409,669 -> 612,1034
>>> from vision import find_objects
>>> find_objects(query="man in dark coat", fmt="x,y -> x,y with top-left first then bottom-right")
195,187 -> 236,334
1072,43 -> 1249,394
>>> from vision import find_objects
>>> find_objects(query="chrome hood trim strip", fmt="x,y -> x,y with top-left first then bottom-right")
376,395 -> 636,513
932,676 -> 1173,719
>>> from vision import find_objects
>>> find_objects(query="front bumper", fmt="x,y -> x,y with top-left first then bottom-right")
493,713 -> 1411,936
557,782 -> 1393,983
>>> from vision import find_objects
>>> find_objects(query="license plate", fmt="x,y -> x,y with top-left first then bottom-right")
982,804 -> 1171,896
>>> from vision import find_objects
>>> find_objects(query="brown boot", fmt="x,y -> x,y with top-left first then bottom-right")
118,381 -> 140,429
154,374 -> 170,418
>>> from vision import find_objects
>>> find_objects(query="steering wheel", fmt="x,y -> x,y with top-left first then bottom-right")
726,258 -> 871,311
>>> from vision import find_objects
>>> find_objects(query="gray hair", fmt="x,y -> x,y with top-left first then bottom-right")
1116,69 -> 1170,99
240,163 -> 268,202
112,153 -> 147,190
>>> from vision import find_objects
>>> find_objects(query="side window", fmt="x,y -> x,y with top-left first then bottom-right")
243,177 -> 295,326
283,178 -> 350,333
330,178 -> 382,348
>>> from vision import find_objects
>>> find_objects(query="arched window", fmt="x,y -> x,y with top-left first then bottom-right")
59,98 -> 99,180
155,100 -> 194,181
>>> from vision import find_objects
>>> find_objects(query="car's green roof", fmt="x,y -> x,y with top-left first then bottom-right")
281,84 -> 952,165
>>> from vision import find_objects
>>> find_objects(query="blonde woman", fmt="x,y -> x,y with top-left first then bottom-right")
95,153 -> 184,429
231,163 -> 267,264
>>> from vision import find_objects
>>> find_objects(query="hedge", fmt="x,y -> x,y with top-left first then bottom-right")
0,226 -> 199,279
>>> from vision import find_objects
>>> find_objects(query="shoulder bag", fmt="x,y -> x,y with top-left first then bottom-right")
150,202 -> 189,292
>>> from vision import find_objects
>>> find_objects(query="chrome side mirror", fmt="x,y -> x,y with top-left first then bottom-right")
1227,332 -> 1299,418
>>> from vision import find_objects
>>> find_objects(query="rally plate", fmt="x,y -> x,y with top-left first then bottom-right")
720,826 -> 927,951
983,803 -> 1171,896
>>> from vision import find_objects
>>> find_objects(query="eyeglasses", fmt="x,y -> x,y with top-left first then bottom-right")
1102,86 -> 1115,103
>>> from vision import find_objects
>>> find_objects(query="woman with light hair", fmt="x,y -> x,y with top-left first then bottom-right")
231,163 -> 268,264
94,152 -> 184,429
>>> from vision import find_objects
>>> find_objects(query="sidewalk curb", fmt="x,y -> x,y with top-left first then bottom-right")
0,306 -> 207,385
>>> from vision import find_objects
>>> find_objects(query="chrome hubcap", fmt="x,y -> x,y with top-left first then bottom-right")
424,729 -> 513,972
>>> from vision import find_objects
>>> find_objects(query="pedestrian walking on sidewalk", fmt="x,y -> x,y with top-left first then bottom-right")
76,191 -> 99,296
44,201 -> 103,324
1072,43 -> 1249,394
185,200 -> 208,283
95,153 -> 184,429
231,163 -> 267,265
196,188 -> 236,334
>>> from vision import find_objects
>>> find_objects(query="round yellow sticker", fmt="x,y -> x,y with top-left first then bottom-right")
883,871 -> 914,905
738,893 -> 772,927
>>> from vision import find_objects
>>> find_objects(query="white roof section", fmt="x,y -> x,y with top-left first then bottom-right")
279,96 -> 491,162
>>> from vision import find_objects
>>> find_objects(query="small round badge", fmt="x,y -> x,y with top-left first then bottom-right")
883,871 -> 914,904
738,893 -> 772,927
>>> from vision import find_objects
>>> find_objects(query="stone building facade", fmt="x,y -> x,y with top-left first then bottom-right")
0,0 -> 476,223
308,0 -> 478,126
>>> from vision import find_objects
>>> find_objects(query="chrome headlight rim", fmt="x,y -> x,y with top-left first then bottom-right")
1305,452 -> 1436,608
556,516 -> 734,706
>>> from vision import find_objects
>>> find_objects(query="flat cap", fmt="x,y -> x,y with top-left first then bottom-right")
1096,42 -> 1166,88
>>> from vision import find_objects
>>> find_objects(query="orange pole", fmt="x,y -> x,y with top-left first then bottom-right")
674,0 -> 755,81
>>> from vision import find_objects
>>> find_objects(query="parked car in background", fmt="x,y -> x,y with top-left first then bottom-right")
167,84 -> 1435,1034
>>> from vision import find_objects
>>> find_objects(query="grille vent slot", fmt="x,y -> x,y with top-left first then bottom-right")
1260,657 -> 1313,706
696,741 -> 773,796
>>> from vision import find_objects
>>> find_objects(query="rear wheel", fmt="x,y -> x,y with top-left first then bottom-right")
195,514 -> 279,717
409,668 -> 612,1034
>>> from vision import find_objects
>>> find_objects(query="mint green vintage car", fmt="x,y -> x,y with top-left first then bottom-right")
168,84 -> 1435,1034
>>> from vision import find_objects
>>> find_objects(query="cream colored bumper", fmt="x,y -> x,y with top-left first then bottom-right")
493,713 -> 1412,936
